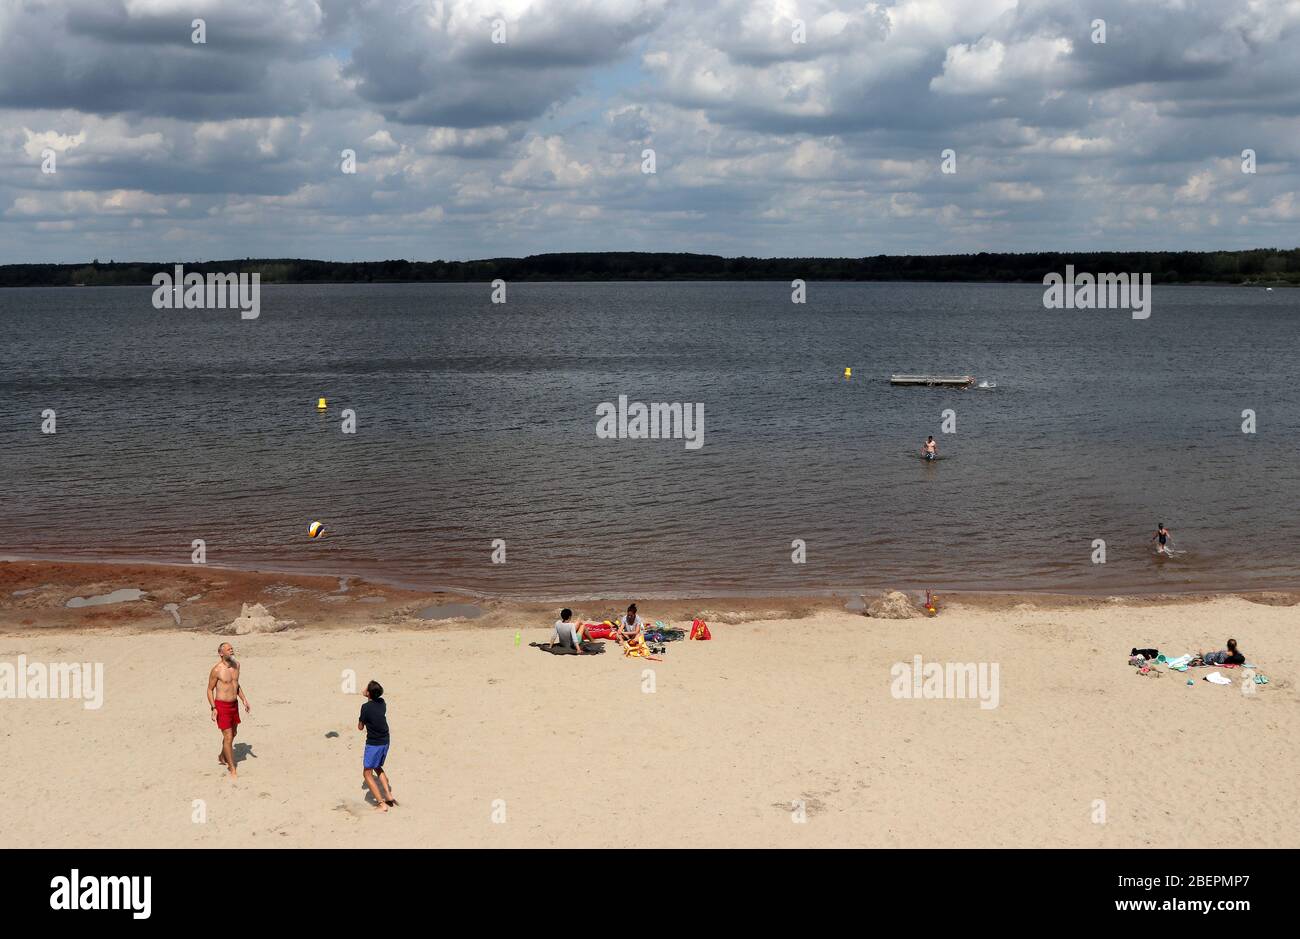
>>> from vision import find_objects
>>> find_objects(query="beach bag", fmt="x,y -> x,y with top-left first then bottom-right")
689,618 -> 712,640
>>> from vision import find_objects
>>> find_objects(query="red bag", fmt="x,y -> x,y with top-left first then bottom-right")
689,618 -> 712,640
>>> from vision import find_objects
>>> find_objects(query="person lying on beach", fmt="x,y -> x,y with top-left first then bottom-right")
1194,639 -> 1245,667
617,603 -> 646,643
358,680 -> 396,813
206,642 -> 250,781
923,436 -> 937,461
1151,522 -> 1172,555
550,608 -> 605,653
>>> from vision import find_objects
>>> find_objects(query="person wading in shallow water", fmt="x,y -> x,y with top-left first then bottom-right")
1151,522 -> 1173,556
207,642 -> 251,780
923,436 -> 938,461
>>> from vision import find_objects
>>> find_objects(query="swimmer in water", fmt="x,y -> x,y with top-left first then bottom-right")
1151,522 -> 1172,556
923,436 -> 937,461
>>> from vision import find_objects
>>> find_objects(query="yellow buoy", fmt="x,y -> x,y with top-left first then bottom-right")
843,367 -> 852,379
308,521 -> 325,539
316,397 -> 327,410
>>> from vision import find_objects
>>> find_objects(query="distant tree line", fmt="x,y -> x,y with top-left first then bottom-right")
2,249 -> 1298,287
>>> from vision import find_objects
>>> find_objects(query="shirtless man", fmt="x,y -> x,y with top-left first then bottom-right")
206,642 -> 251,780
923,436 -> 937,461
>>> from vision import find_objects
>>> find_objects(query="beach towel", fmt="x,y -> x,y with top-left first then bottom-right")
621,635 -> 661,661
530,641 -> 606,656
1164,654 -> 1193,669
1204,672 -> 1232,685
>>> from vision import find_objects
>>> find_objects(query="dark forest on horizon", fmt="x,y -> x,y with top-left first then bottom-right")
2,248 -> 1299,287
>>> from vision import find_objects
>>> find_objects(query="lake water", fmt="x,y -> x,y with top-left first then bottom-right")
1,281 -> 1297,598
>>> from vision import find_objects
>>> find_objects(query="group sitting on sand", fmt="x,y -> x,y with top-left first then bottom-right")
549,603 -> 645,654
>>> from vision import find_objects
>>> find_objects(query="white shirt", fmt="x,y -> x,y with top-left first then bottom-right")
551,619 -> 579,647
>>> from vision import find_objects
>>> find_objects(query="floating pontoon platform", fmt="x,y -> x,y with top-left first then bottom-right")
890,374 -> 976,387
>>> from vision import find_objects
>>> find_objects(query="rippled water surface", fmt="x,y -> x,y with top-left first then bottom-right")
1,281 -> 1297,597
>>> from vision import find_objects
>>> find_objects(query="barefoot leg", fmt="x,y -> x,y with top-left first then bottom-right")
364,768 -> 388,812
222,728 -> 236,779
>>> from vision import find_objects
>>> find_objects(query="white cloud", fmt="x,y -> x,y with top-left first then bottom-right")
931,36 -> 1074,95
22,128 -> 87,158
500,136 -> 595,189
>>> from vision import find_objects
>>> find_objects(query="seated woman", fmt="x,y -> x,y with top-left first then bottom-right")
1195,638 -> 1244,667
617,603 -> 646,644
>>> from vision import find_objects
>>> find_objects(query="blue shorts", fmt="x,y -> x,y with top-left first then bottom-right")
363,744 -> 389,770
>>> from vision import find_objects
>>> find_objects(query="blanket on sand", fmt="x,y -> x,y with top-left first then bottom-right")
530,641 -> 606,656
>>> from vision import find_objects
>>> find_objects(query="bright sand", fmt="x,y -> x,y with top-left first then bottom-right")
1,591 -> 1296,848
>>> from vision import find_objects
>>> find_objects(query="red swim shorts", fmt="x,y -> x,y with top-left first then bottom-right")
215,700 -> 240,730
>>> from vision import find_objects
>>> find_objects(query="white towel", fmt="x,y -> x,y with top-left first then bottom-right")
1205,672 -> 1232,685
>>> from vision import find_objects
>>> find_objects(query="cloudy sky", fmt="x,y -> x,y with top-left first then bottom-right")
2,0 -> 1298,263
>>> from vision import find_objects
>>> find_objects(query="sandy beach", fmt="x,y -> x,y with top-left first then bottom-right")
1,560 -> 1296,848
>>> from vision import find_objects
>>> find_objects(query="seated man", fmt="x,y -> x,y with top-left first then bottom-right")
550,608 -> 605,653
1197,638 -> 1244,667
